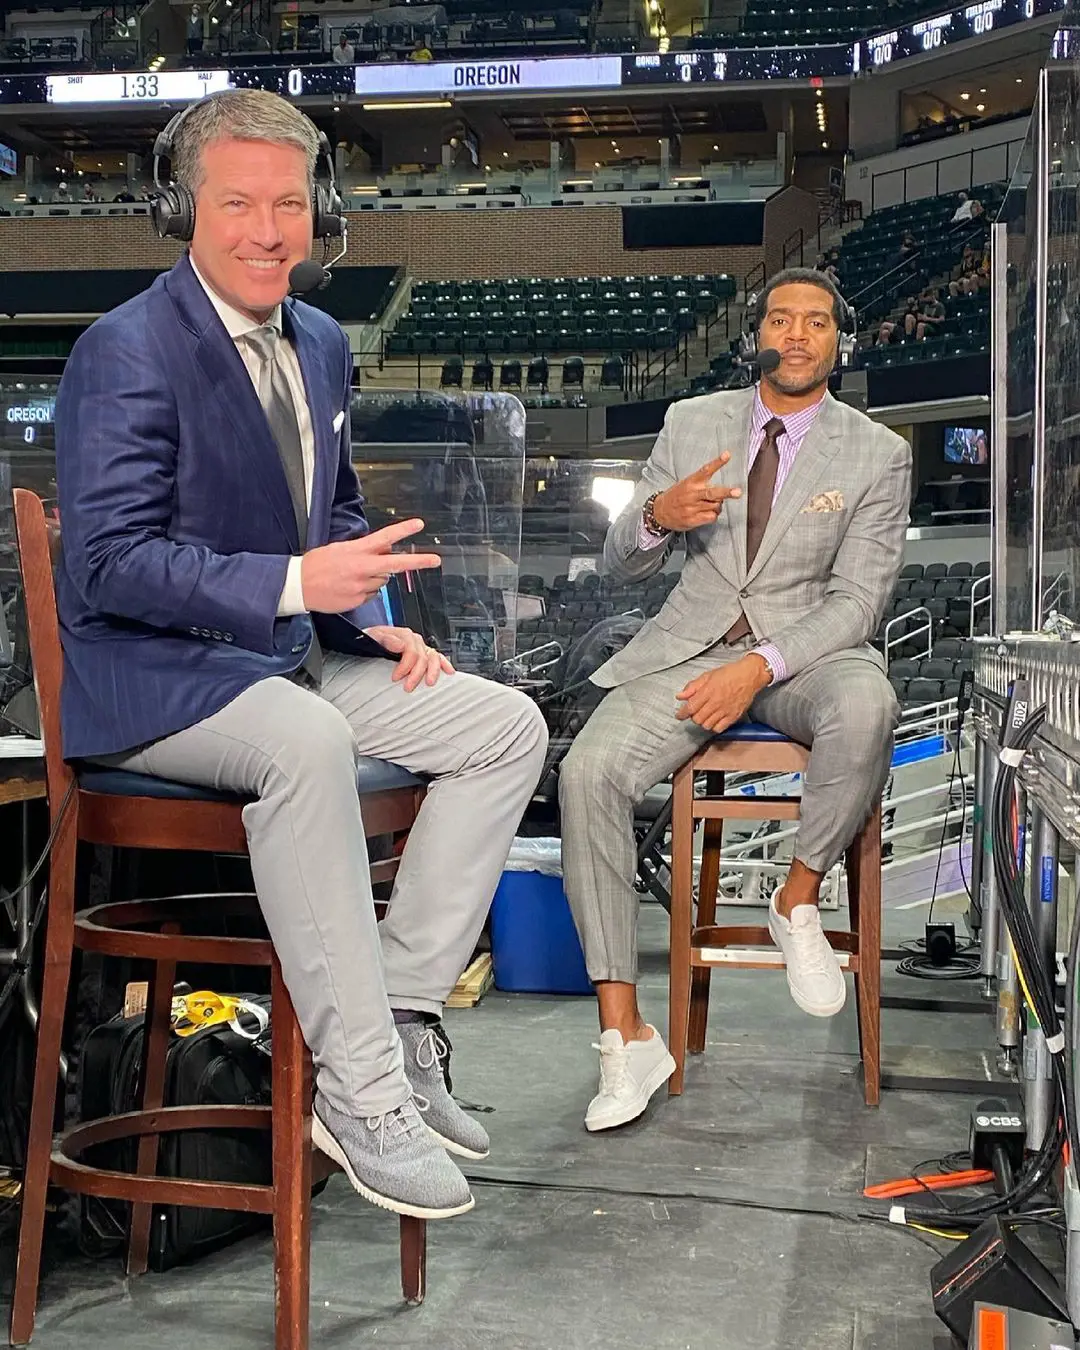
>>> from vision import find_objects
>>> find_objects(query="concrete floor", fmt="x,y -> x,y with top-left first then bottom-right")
0,901 -> 1028,1350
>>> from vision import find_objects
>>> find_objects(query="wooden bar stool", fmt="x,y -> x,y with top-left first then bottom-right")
667,721 -> 882,1107
9,489 -> 429,1350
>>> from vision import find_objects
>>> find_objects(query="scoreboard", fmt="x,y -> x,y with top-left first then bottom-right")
857,0 -> 1062,69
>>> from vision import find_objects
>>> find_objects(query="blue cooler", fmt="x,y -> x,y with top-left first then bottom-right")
490,868 -> 593,995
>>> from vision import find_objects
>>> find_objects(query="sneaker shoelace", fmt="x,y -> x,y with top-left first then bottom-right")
787,912 -> 834,975
365,1098 -> 429,1155
591,1041 -> 632,1099
413,1023 -> 454,1093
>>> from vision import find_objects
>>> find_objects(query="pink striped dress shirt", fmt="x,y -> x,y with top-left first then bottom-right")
637,386 -> 828,685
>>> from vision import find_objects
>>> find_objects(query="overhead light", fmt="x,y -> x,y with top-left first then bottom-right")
976,103 -> 986,112
821,140 -> 828,149
815,89 -> 823,98
361,100 -> 452,111
611,139 -> 617,146
712,143 -> 719,150
502,150 -> 509,157
1017,77 -> 1024,83
959,91 -> 970,99
979,87 -> 987,93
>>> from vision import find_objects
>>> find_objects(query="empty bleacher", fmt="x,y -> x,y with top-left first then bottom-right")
878,561 -> 990,704
386,273 -> 738,359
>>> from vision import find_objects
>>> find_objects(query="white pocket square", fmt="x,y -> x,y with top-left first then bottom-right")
333,410 -> 346,433
800,490 -> 844,514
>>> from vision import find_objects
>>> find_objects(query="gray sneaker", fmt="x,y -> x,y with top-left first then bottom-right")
311,1092 -> 475,1219
397,1020 -> 491,1161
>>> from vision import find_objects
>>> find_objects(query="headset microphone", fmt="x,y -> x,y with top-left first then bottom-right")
755,348 -> 782,373
288,259 -> 331,296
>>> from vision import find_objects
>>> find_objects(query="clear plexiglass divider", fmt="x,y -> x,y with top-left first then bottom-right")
1,379 -> 671,770
996,17 -> 1080,635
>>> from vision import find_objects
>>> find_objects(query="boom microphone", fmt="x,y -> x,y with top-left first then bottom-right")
288,259 -> 330,296
755,347 -> 782,373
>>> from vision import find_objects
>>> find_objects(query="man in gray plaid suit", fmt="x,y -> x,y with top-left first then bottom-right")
559,268 -> 911,1132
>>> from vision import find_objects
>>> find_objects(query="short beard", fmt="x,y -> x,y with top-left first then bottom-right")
762,354 -> 834,398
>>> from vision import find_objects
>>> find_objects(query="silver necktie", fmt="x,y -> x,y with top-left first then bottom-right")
245,325 -> 308,550
244,325 -> 321,685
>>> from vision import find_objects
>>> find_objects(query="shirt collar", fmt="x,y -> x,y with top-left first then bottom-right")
751,384 -> 827,435
189,252 -> 282,342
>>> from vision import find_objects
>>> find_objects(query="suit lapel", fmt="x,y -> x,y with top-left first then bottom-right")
744,392 -> 844,585
714,390 -> 754,583
283,301 -> 334,547
167,254 -> 300,547
193,321 -> 300,548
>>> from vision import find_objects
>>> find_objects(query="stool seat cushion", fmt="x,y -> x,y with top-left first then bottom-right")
714,720 -> 797,743
76,756 -> 424,803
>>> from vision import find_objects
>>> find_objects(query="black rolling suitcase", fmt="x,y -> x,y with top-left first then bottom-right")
74,996 -> 277,1270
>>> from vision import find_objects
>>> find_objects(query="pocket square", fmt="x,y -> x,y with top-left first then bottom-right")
332,410 -> 346,433
800,490 -> 844,514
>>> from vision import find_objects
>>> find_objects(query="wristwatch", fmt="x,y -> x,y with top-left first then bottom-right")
642,492 -> 670,538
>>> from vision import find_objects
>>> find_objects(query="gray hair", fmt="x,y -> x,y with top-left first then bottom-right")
755,266 -> 847,330
171,89 -> 320,197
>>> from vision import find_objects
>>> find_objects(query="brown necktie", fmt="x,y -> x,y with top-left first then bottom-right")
724,415 -> 785,644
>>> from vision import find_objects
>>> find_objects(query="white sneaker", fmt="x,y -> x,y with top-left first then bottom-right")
768,895 -> 847,1018
584,1026 -> 676,1132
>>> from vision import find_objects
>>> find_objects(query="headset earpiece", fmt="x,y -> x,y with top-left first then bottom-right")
151,108 -> 198,242
311,131 -> 347,241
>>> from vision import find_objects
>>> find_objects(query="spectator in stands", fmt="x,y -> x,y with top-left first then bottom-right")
186,4 -> 203,55
951,190 -> 981,224
50,181 -> 71,205
913,288 -> 946,340
332,33 -> 355,64
950,245 -> 983,297
559,266 -> 910,1132
54,88 -> 547,1223
410,36 -> 434,61
113,188 -> 136,203
80,182 -> 99,203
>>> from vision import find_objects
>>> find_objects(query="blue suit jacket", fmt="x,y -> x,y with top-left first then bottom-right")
55,252 -> 389,759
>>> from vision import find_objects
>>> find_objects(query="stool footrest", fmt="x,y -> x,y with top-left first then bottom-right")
691,923 -> 860,972
52,1105 -> 337,1211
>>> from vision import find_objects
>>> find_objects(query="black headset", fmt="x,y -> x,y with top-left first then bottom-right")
151,94 -> 347,244
740,276 -> 859,367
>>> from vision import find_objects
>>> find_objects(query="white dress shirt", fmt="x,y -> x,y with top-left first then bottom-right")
190,256 -> 312,615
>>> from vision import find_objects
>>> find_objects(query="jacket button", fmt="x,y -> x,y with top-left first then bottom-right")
739,589 -> 749,598
212,630 -> 223,640
201,627 -> 212,637
224,633 -> 234,643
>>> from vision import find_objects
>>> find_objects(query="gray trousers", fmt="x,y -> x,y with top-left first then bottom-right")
559,644 -> 898,984
99,654 -> 548,1115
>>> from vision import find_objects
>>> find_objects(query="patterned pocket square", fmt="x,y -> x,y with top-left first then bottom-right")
800,490 -> 845,514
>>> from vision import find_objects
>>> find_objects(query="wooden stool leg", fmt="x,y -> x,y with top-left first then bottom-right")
400,1217 -> 427,1305
668,760 -> 696,1096
688,804 -> 724,1055
127,932 -> 178,1276
853,803 -> 882,1107
271,956 -> 313,1350
10,826 -> 77,1348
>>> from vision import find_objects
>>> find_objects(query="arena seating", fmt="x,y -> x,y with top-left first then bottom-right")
877,560 -> 990,703
386,273 -> 737,358
860,291 -> 990,367
838,186 -> 1002,298
692,0 -> 957,46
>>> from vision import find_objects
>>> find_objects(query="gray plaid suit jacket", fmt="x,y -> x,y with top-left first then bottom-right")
592,387 -> 912,689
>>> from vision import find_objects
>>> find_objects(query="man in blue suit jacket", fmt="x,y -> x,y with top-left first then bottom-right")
56,89 -> 547,1220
